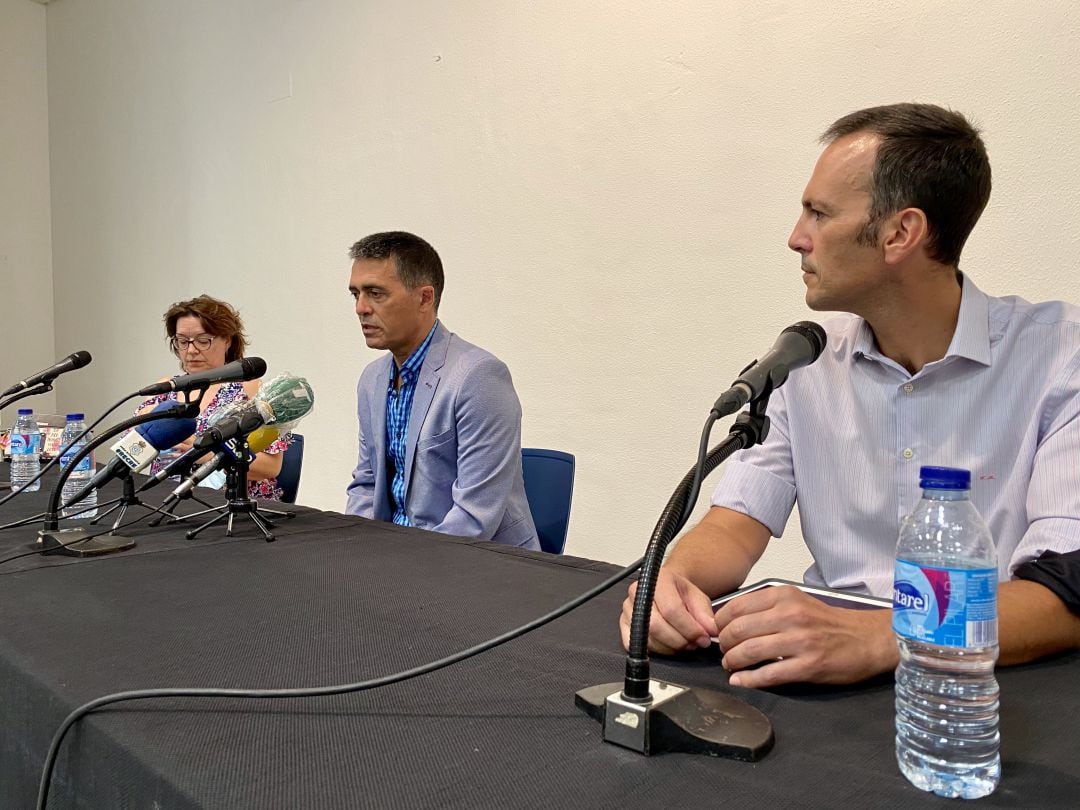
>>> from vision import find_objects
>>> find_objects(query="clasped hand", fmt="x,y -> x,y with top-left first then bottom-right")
620,570 -> 896,688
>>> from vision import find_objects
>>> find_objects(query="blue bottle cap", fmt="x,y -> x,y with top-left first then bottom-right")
66,413 -> 85,420
17,408 -> 33,415
919,466 -> 970,490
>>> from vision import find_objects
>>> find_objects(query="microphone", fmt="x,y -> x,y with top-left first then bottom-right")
137,443 -> 205,492
136,357 -> 267,397
165,374 -> 314,500
194,373 -> 314,452
167,429 -> 280,500
577,329 -> 813,764
2,351 -> 92,396
711,321 -> 827,417
135,400 -> 260,493
112,415 -> 197,472
63,405 -> 197,505
192,408 -> 268,453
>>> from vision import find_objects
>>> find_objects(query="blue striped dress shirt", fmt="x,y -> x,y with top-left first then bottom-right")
386,322 -> 439,526
711,275 -> 1080,598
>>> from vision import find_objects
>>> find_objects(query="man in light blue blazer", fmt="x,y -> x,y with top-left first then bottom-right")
345,231 -> 539,550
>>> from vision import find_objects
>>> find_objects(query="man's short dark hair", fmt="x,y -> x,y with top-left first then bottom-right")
822,103 -> 992,267
349,231 -> 445,310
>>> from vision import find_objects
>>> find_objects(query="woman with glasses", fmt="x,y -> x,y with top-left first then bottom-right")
135,294 -> 290,501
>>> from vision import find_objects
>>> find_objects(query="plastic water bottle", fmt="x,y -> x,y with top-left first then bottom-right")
893,466 -> 999,799
9,409 -> 42,492
59,413 -> 97,519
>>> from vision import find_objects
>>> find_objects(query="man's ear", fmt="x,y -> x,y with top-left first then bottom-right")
418,285 -> 436,311
881,208 -> 930,265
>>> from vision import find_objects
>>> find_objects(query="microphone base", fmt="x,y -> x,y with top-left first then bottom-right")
574,680 -> 773,761
37,528 -> 136,557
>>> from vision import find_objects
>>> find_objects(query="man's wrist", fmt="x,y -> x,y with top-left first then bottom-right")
869,609 -> 900,674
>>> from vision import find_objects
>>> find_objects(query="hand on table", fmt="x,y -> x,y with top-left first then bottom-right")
620,568 -> 719,655
714,585 -> 897,688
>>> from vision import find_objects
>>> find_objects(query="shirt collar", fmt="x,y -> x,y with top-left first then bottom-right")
944,274 -> 992,366
390,320 -> 439,387
852,273 -> 991,367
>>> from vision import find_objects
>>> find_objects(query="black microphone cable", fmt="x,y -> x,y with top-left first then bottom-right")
0,390 -> 205,531
30,391 -> 732,803
31,390 -> 744,799
0,488 -> 188,568
36,554 -> 644,809
32,324 -> 823,804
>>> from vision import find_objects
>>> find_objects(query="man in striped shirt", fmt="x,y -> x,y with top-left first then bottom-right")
621,103 -> 1080,687
346,232 -> 539,550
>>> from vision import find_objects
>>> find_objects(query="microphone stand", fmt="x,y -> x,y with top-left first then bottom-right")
0,383 -> 53,492
145,488 -> 217,528
37,400 -> 201,556
170,441 -> 293,542
575,389 -> 777,761
1,459 -> 213,533
88,466 -> 197,533
143,448 -> 221,528
0,382 -> 54,413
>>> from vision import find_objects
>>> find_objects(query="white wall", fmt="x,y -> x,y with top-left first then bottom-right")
37,1 -> 1080,578
0,0 -> 55,416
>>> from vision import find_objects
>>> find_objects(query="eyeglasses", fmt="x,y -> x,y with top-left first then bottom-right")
169,334 -> 217,353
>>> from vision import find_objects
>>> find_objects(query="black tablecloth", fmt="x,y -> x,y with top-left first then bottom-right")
1,476 -> 1077,808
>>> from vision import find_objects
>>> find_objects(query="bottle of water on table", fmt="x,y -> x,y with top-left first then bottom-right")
59,413 -> 97,518
893,465 -> 999,799
9,408 -> 42,492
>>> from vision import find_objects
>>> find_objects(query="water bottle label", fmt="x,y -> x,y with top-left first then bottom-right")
9,433 -> 40,456
893,560 -> 998,647
59,450 -> 94,473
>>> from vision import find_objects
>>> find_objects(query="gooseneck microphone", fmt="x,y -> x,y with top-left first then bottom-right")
576,320 -> 829,763
136,357 -> 267,397
62,404 -> 198,507
38,401 -> 201,556
2,351 -> 93,396
711,321 -> 827,417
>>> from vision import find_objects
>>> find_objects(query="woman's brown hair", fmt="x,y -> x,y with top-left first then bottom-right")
164,295 -> 248,362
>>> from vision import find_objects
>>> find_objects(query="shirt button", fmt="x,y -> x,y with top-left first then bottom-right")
902,448 -> 914,460
903,383 -> 914,394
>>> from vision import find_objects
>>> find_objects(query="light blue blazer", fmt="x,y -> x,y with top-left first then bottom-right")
346,322 -> 539,550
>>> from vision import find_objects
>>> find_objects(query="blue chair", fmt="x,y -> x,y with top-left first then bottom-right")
521,448 -> 576,554
276,433 -> 305,504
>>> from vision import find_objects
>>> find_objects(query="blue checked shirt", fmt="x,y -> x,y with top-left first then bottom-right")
386,322 -> 439,526
712,275 -> 1080,598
